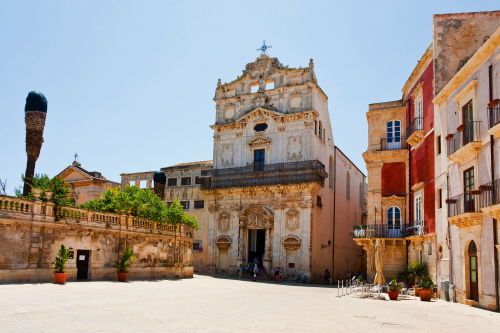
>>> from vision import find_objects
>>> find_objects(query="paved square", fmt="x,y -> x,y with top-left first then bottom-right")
1,275 -> 499,332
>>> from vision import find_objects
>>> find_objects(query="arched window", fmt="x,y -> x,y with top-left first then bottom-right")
468,240 -> 478,301
386,120 -> 401,150
386,206 -> 402,237
319,121 -> 323,139
346,171 -> 350,200
329,156 -> 334,190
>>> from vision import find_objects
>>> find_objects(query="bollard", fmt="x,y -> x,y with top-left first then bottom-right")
337,281 -> 340,297
341,280 -> 344,296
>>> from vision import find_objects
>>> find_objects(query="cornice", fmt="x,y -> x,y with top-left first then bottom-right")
452,80 -> 478,104
366,106 -> 406,121
202,182 -> 322,197
433,25 -> 500,106
402,45 -> 433,98
411,81 -> 424,99
362,149 -> 408,164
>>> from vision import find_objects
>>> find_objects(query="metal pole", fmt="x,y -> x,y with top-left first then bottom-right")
337,281 -> 339,297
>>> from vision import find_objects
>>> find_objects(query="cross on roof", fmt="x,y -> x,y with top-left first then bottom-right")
257,40 -> 272,56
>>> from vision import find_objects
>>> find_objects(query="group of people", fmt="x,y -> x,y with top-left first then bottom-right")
239,259 -> 267,281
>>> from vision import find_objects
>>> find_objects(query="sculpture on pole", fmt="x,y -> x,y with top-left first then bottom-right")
23,91 -> 48,196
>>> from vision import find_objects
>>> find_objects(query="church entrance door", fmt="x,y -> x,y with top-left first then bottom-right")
248,229 -> 266,268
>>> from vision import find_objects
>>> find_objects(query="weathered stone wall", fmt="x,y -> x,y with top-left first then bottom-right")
0,197 -> 194,283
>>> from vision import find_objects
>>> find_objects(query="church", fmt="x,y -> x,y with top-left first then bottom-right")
120,53 -> 366,281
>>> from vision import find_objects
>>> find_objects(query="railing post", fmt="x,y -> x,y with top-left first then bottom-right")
44,201 -> 54,217
32,198 -> 42,215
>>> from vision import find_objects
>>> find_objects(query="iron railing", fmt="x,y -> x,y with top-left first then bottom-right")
479,179 -> 500,208
488,106 -> 500,129
447,192 -> 481,217
199,160 -> 328,190
404,220 -> 428,237
349,224 -> 405,239
407,117 -> 424,139
447,121 -> 481,156
379,137 -> 407,151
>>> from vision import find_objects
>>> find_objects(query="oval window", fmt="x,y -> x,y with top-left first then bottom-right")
254,123 -> 268,132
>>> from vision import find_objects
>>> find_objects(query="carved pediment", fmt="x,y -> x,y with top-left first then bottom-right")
282,236 -> 301,249
248,135 -> 272,147
235,107 -> 282,124
239,205 -> 274,229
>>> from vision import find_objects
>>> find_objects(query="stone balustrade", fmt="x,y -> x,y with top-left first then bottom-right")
0,194 -> 191,236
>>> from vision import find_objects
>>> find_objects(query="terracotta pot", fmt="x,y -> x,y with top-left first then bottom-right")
419,288 -> 433,301
413,286 -> 420,296
388,290 -> 400,300
54,273 -> 68,284
117,272 -> 128,282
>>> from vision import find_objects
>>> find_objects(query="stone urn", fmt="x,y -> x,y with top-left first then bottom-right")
388,290 -> 400,301
32,188 -> 42,199
54,273 -> 68,284
45,191 -> 53,201
117,272 -> 129,282
419,288 -> 433,301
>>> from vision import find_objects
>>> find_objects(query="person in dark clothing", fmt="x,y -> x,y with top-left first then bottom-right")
324,269 -> 330,284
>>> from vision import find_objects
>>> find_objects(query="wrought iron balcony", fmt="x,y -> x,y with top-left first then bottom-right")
378,137 -> 407,151
349,224 -> 405,239
478,179 -> 500,208
488,102 -> 500,137
199,160 -> 328,190
447,192 -> 481,217
446,121 -> 481,163
406,117 -> 424,146
404,220 -> 428,237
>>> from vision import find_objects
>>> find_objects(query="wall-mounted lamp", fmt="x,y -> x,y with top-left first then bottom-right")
321,239 -> 332,249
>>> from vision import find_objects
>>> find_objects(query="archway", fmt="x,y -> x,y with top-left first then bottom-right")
468,241 -> 478,301
216,236 -> 231,273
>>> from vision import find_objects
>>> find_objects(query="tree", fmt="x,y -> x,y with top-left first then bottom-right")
15,173 -> 75,208
23,91 -> 48,196
80,185 -> 199,229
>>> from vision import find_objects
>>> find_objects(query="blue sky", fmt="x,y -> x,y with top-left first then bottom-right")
1,1 -> 498,195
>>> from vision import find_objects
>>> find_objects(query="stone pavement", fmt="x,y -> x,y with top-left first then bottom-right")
1,274 -> 499,332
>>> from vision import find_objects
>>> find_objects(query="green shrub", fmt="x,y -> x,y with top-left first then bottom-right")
54,245 -> 70,273
114,247 -> 136,273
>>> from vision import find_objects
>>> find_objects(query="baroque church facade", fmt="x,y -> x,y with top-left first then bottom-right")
121,54 -> 366,280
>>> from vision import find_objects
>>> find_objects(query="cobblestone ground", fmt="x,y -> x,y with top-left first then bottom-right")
1,274 -> 499,332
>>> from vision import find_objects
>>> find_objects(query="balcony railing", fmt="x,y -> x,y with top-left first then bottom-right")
379,137 -> 407,151
489,106 -> 500,129
447,121 -> 481,156
349,224 -> 405,239
478,179 -> 500,208
447,192 -> 481,217
199,160 -> 328,190
404,220 -> 428,237
407,117 -> 424,138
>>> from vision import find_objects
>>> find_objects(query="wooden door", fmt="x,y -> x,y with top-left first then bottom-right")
469,241 -> 478,301
76,250 -> 90,280
464,167 -> 475,213
219,248 -> 228,271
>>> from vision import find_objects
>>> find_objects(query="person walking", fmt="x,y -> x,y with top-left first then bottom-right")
239,264 -> 243,279
253,263 -> 259,282
279,268 -> 282,283
275,267 -> 280,283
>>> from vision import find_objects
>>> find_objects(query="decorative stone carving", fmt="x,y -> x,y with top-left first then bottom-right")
230,204 -> 242,211
248,135 -> 272,147
208,205 -> 218,213
282,236 -> 301,250
286,135 -> 303,161
285,208 -> 300,231
218,211 -> 231,233
272,201 -> 287,210
289,95 -> 302,110
221,143 -> 234,167
239,206 -> 274,229
215,236 -> 231,248
299,201 -> 313,208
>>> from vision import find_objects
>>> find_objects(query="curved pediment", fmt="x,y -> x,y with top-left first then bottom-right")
282,236 -> 301,249
239,205 -> 274,229
235,107 -> 282,124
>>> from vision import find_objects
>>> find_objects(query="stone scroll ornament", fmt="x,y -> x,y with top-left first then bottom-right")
23,91 -> 48,196
153,171 -> 166,200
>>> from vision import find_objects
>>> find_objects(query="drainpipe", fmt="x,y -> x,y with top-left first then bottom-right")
447,173 -> 453,287
332,148 -> 337,275
407,98 -> 412,266
489,64 -> 499,311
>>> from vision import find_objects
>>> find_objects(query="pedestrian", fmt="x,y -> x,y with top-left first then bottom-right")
275,267 -> 279,283
253,262 -> 259,282
324,269 -> 330,284
347,270 -> 352,280
279,268 -> 282,283
239,264 -> 243,279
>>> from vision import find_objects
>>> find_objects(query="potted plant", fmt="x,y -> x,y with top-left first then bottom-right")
114,247 -> 136,282
388,275 -> 402,300
409,261 -> 427,296
418,275 -> 436,301
54,244 -> 70,284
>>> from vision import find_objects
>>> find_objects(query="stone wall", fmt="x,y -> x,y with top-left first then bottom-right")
0,195 -> 194,283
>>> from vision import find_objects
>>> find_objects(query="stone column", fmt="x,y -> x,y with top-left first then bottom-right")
237,223 -> 245,265
207,204 -> 217,273
263,226 -> 272,273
